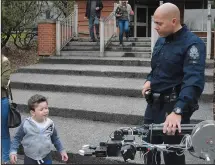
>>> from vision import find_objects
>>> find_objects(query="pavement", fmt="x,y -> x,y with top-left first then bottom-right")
10,112 -> 214,164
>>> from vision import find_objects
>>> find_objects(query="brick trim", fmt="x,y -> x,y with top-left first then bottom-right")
38,21 -> 56,56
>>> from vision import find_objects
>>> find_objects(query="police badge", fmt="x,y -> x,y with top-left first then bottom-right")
189,45 -> 200,64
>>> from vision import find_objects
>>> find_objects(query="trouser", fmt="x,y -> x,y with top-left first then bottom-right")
143,101 -> 193,165
88,15 -> 99,40
118,20 -> 129,44
24,153 -> 52,164
1,97 -> 11,163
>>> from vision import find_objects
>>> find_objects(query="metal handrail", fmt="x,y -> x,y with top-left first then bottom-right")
56,3 -> 78,55
100,3 -> 117,57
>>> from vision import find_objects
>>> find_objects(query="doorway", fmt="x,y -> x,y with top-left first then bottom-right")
134,5 -> 148,37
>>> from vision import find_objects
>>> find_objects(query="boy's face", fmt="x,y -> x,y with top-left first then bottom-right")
30,101 -> 49,122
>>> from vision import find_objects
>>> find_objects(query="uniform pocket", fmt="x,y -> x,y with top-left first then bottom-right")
164,50 -> 182,64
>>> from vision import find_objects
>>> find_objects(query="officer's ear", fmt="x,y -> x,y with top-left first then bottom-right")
171,18 -> 177,25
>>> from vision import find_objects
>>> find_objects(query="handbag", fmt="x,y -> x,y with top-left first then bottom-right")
7,82 -> 21,128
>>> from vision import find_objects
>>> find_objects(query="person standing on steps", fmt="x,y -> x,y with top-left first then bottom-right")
115,0 -> 134,46
85,0 -> 103,42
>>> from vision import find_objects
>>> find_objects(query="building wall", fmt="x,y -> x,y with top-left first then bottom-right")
184,9 -> 215,31
76,0 -> 115,37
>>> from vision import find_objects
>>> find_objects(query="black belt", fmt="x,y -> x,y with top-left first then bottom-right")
152,92 -> 178,103
145,91 -> 178,105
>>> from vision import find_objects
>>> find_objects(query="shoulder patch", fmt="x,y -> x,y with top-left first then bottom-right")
188,45 -> 200,64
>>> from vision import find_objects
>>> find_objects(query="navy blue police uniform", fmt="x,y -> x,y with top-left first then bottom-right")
143,25 -> 206,165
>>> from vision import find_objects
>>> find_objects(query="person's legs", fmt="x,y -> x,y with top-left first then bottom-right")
24,155 -> 38,164
24,153 -> 52,164
143,120 -> 162,165
43,152 -> 52,164
118,20 -> 124,45
142,104 -> 163,165
163,135 -> 186,165
162,107 -> 191,165
1,97 -> 11,163
88,16 -> 95,41
161,102 -> 189,165
124,20 -> 130,40
94,16 -> 100,39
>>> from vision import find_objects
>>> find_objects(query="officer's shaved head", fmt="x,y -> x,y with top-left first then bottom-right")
153,3 -> 182,37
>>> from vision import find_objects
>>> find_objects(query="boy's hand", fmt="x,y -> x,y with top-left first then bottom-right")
61,152 -> 68,162
10,154 -> 17,164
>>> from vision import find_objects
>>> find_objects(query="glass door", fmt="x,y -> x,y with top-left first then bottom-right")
134,5 -> 148,37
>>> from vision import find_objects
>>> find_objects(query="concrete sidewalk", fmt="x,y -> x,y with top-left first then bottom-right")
10,113 -> 213,164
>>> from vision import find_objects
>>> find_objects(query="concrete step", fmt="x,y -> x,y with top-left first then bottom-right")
110,42 -> 151,47
39,56 -> 214,69
12,89 -> 213,125
60,51 -> 151,58
67,41 -> 151,47
16,64 -> 213,82
10,73 -> 213,102
39,56 -> 152,66
10,112 -> 213,164
75,37 -> 151,42
111,37 -> 151,42
63,45 -> 151,52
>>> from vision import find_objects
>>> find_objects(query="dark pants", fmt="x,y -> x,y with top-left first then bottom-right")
88,15 -> 99,40
24,153 -> 52,164
143,101 -> 193,165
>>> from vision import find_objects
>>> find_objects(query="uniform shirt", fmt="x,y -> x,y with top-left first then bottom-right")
147,25 -> 206,112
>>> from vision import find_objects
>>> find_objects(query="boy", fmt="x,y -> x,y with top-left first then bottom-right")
10,94 -> 68,164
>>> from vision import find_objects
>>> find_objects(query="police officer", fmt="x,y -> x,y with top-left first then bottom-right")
142,3 -> 206,165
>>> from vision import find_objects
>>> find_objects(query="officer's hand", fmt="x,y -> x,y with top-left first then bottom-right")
96,7 -> 100,10
84,16 -> 88,20
142,81 -> 151,97
163,112 -> 182,135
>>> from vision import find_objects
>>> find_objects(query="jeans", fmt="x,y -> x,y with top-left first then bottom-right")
143,101 -> 192,165
118,20 -> 129,44
1,97 -> 11,163
88,15 -> 99,40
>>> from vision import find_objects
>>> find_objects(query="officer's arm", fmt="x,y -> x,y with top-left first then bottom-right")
145,38 -> 161,83
174,42 -> 206,112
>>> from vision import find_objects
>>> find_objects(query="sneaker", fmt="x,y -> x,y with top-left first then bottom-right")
119,42 -> 123,47
89,38 -> 96,42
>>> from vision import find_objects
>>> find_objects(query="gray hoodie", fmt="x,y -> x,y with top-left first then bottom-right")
10,117 -> 65,161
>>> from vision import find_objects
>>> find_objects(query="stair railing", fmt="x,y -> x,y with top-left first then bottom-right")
56,3 -> 78,56
100,3 -> 117,57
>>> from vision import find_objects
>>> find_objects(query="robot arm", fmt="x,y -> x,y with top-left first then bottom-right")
79,120 -> 215,163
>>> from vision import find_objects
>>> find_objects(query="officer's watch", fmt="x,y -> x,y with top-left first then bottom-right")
173,107 -> 182,115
